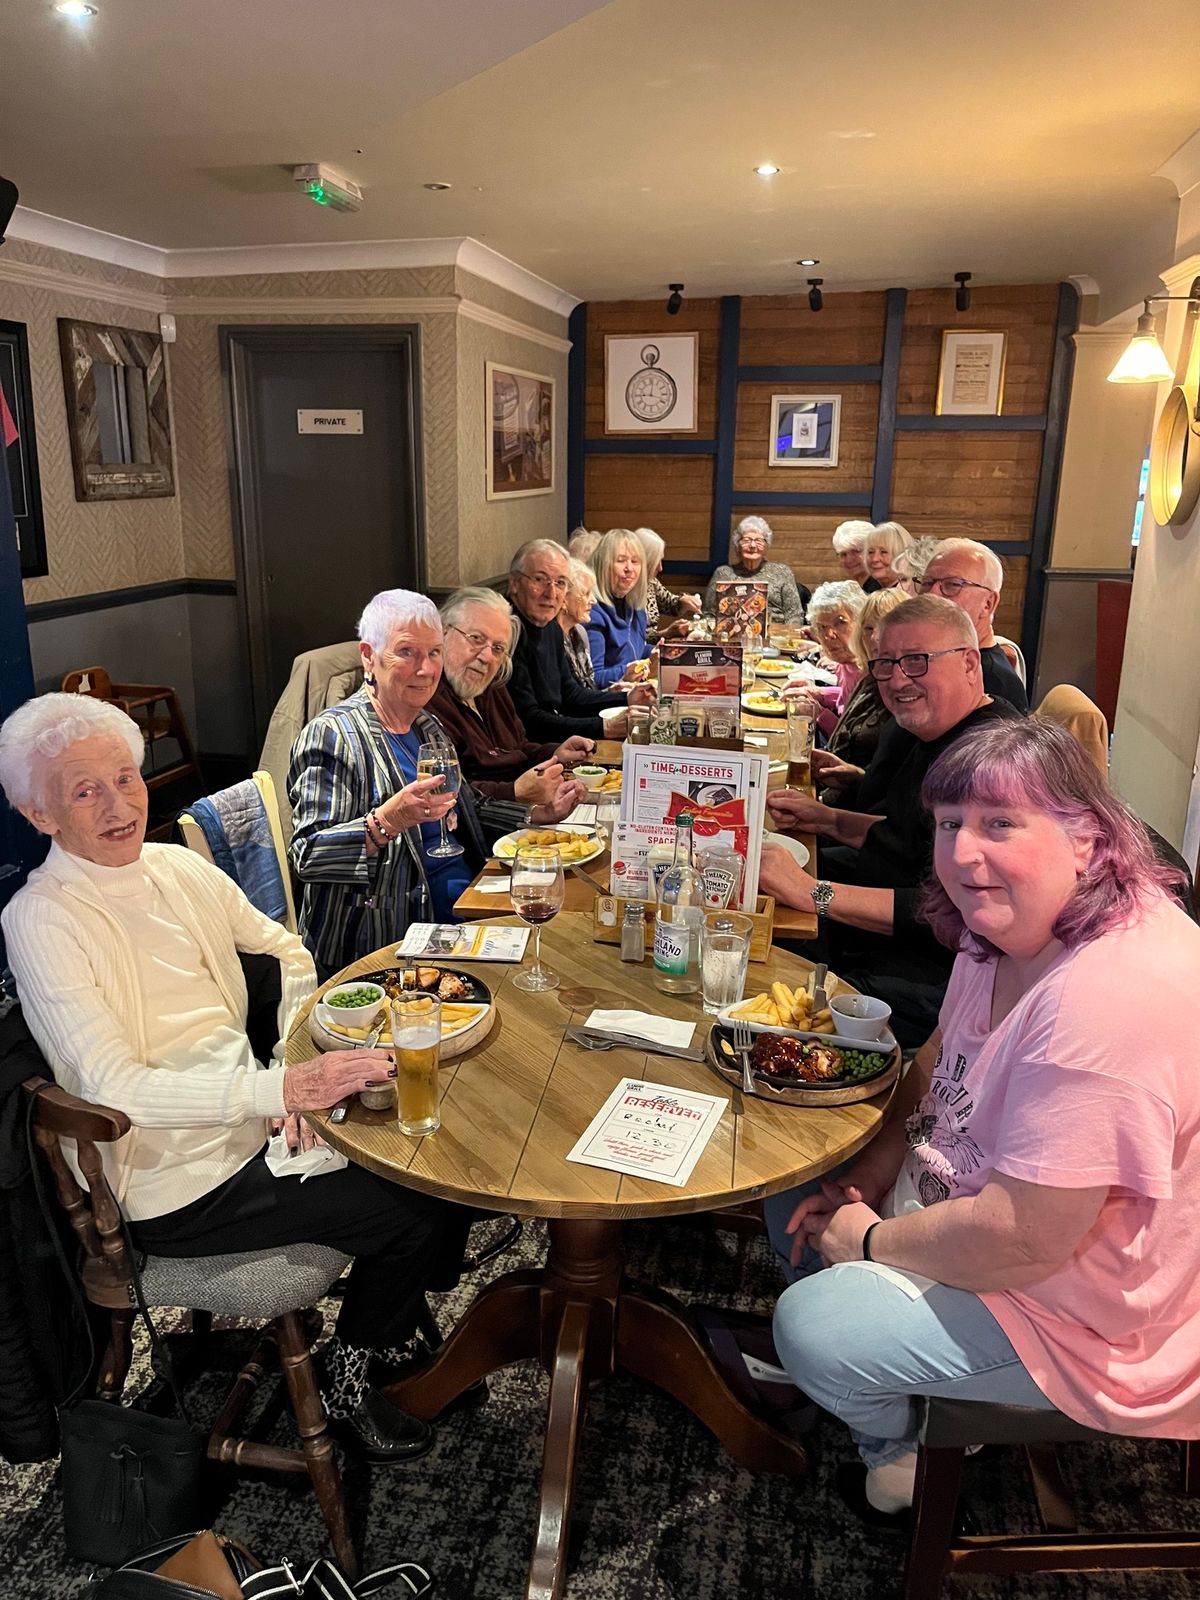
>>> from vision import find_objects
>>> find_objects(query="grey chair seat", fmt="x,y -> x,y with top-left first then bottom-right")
919,1396 -> 1108,1449
140,1243 -> 351,1319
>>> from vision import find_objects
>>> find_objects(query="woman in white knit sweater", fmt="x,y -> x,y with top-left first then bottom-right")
0,693 -> 453,1464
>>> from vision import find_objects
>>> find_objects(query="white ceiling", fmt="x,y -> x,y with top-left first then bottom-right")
3,0 -> 1199,305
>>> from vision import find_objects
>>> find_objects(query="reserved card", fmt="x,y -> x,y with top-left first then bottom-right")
566,1077 -> 726,1187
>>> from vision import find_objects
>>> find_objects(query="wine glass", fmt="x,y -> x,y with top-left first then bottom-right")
510,845 -> 565,992
417,741 -> 464,859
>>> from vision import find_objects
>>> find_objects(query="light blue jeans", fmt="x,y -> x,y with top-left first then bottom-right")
766,1174 -> 1055,1468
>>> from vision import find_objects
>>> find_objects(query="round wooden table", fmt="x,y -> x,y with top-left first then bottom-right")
287,915 -> 891,1600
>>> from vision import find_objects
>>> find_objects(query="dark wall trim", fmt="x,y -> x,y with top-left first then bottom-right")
1043,566 -> 1133,583
730,491 -> 873,509
894,414 -> 1047,432
583,437 -> 718,456
26,578 -> 237,623
737,363 -> 882,383
566,303 -> 587,528
710,295 -> 742,564
870,288 -> 907,522
1022,282 -> 1080,669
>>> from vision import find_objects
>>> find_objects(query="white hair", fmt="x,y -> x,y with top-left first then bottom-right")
0,692 -> 145,811
591,528 -> 648,611
866,520 -> 914,561
732,516 -> 773,559
509,538 -> 569,577
892,535 -> 943,584
567,529 -> 601,563
807,579 -> 868,622
634,526 -> 666,571
927,536 -> 1004,592
357,590 -> 441,653
440,586 -> 518,684
565,555 -> 596,601
831,519 -> 874,554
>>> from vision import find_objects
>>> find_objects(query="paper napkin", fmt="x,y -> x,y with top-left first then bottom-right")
265,1131 -> 348,1182
584,1010 -> 696,1048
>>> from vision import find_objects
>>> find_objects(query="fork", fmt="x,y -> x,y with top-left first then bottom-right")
731,1021 -> 756,1096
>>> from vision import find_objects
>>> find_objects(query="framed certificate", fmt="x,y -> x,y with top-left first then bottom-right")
936,330 -> 1007,416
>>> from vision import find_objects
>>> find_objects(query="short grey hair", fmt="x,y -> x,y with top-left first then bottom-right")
926,536 -> 1004,592
509,538 -> 569,577
892,535 -> 943,585
634,526 -> 666,572
807,580 -> 868,623
440,586 -> 518,684
567,528 -> 601,563
591,528 -> 648,612
877,594 -> 979,652
565,556 -> 596,602
732,515 -> 773,559
357,590 -> 442,653
0,692 -> 145,811
831,519 -> 873,554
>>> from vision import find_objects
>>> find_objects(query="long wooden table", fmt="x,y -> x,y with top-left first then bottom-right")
289,918 -> 890,1600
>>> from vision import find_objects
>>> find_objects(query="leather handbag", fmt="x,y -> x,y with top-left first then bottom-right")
87,1530 -> 258,1598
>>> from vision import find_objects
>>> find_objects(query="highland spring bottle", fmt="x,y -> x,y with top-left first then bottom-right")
653,813 -> 705,995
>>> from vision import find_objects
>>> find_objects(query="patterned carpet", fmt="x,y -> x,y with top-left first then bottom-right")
2,1216 -> 1197,1600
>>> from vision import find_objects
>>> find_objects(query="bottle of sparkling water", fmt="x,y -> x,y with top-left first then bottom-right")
653,813 -> 704,994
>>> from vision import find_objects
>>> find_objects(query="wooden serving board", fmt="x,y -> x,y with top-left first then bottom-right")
309,999 -> 497,1061
708,1029 -> 901,1107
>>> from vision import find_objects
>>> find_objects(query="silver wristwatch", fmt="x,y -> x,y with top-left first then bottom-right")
811,879 -> 835,918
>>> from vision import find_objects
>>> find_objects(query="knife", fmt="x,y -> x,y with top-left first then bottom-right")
565,1025 -> 706,1062
330,1006 -> 388,1123
568,862 -> 605,896
811,962 -> 828,1018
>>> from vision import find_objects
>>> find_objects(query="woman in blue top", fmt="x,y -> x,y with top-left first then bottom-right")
586,528 -> 649,689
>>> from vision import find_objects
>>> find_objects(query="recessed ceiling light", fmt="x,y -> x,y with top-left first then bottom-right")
754,163 -> 780,177
55,1 -> 97,14
423,181 -> 452,192
797,257 -> 820,267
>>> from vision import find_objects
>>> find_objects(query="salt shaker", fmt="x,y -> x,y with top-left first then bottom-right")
620,901 -> 647,962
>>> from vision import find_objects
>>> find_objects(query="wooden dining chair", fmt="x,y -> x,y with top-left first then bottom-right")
25,1076 -> 358,1577
903,1395 -> 1200,1598
61,667 -> 203,794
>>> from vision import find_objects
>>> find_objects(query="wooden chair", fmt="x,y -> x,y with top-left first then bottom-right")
25,1075 -> 358,1577
61,667 -> 203,793
179,770 -> 299,934
903,1396 -> 1200,1598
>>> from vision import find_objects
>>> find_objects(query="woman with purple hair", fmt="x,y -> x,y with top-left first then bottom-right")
767,718 -> 1200,1527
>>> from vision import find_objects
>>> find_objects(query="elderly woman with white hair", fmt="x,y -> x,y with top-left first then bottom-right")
634,526 -> 702,642
289,589 -> 519,979
863,520 -> 914,593
831,520 -> 873,585
783,580 -> 867,736
702,516 -> 807,625
0,692 -> 456,1462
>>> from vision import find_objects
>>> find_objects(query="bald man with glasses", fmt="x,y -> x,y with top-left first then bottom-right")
916,538 -> 1027,710
760,597 -> 1021,1045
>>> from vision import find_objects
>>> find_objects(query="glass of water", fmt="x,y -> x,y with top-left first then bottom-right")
700,923 -> 751,1015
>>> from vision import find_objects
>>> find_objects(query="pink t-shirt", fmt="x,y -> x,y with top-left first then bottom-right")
897,893 -> 1200,1437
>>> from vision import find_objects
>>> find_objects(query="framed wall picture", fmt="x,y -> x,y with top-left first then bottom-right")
768,393 -> 841,468
58,317 -> 176,500
604,334 -> 698,433
486,361 -> 555,500
936,330 -> 1007,416
0,319 -> 48,577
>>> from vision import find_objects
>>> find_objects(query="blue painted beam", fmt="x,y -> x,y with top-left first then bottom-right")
1022,283 -> 1080,672
737,364 -> 882,384
730,491 -> 873,508
710,296 -> 742,563
566,303 -> 587,528
870,288 -> 907,521
894,414 -> 1047,432
583,437 -> 719,456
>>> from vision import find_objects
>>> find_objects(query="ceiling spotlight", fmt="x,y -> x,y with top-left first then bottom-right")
807,278 -> 824,313
423,181 -> 452,192
754,164 -> 780,177
55,1 -> 97,14
666,283 -> 684,316
954,271 -> 972,313
796,257 -> 820,267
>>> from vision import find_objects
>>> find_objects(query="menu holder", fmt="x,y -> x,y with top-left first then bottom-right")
592,892 -> 777,963
675,734 -> 745,752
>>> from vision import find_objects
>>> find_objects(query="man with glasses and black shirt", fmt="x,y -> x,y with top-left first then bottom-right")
506,539 -> 655,744
916,537 -> 1027,711
759,596 -> 1021,1045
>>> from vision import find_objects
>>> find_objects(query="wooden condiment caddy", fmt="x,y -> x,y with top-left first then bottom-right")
592,893 -> 777,963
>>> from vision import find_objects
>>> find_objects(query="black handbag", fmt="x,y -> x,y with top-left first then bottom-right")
26,1090 -> 206,1565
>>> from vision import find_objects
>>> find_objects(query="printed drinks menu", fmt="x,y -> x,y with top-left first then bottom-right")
566,1077 -> 727,1186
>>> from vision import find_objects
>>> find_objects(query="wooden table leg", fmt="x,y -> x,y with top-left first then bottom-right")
616,1282 -> 810,1477
527,1300 -> 591,1600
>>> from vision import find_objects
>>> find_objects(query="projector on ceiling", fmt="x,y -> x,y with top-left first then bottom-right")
293,164 -> 363,214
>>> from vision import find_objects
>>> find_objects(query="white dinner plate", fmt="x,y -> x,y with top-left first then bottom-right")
753,658 -> 793,678
763,834 -> 810,870
309,997 -> 488,1052
492,826 -> 605,866
740,691 -> 787,717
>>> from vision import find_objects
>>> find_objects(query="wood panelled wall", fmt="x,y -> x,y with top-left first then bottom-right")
578,284 -> 1073,655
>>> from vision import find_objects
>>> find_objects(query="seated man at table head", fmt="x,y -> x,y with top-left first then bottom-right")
831,519 -> 873,585
289,589 -> 527,979
431,585 -> 589,810
759,596 -> 1022,1045
916,537 -> 1027,710
0,692 -> 456,1462
766,718 -> 1200,1526
507,538 -> 655,746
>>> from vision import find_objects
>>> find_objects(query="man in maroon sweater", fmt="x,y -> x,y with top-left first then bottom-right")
430,587 -> 592,809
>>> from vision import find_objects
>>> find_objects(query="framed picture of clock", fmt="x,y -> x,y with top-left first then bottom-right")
768,393 -> 842,468
486,361 -> 555,500
604,334 -> 698,434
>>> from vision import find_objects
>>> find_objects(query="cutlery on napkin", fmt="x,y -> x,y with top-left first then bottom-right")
568,1009 -> 705,1062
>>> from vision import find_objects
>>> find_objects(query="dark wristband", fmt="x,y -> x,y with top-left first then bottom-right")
862,1221 -> 880,1263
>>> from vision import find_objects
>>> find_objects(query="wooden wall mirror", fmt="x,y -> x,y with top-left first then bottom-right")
57,318 -> 175,501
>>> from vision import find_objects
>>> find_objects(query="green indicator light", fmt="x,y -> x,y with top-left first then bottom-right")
305,182 -> 330,206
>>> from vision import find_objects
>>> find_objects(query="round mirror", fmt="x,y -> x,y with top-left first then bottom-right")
1149,385 -> 1200,527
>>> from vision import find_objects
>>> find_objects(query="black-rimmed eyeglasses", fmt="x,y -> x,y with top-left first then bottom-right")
917,576 -> 995,600
448,624 -> 508,660
867,646 -> 969,682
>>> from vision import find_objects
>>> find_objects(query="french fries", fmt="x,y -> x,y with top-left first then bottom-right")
325,1003 -> 482,1044
729,983 -> 836,1033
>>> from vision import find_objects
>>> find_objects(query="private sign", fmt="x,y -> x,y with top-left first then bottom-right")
297,409 -> 364,434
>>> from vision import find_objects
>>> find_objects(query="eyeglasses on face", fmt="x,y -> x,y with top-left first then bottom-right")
449,624 -> 508,660
868,645 -> 969,681
519,570 -> 569,593
917,576 -> 995,599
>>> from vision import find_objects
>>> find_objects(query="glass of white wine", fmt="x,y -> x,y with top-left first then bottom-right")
417,741 -> 464,859
510,845 -> 565,992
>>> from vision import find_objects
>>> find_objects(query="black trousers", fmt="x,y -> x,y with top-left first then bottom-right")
133,1151 -> 458,1350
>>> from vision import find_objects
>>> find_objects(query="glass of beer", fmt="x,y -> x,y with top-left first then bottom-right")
785,704 -> 813,789
389,992 -> 442,1136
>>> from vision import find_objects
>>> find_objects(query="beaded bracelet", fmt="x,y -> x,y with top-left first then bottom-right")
371,808 -> 398,841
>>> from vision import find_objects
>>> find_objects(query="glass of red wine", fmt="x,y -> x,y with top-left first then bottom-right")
510,844 -> 565,992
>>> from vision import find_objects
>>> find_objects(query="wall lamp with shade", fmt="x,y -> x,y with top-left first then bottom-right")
1107,286 -> 1200,384
1109,277 -> 1200,526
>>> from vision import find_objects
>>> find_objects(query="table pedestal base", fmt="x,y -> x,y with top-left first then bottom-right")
384,1217 -> 809,1600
